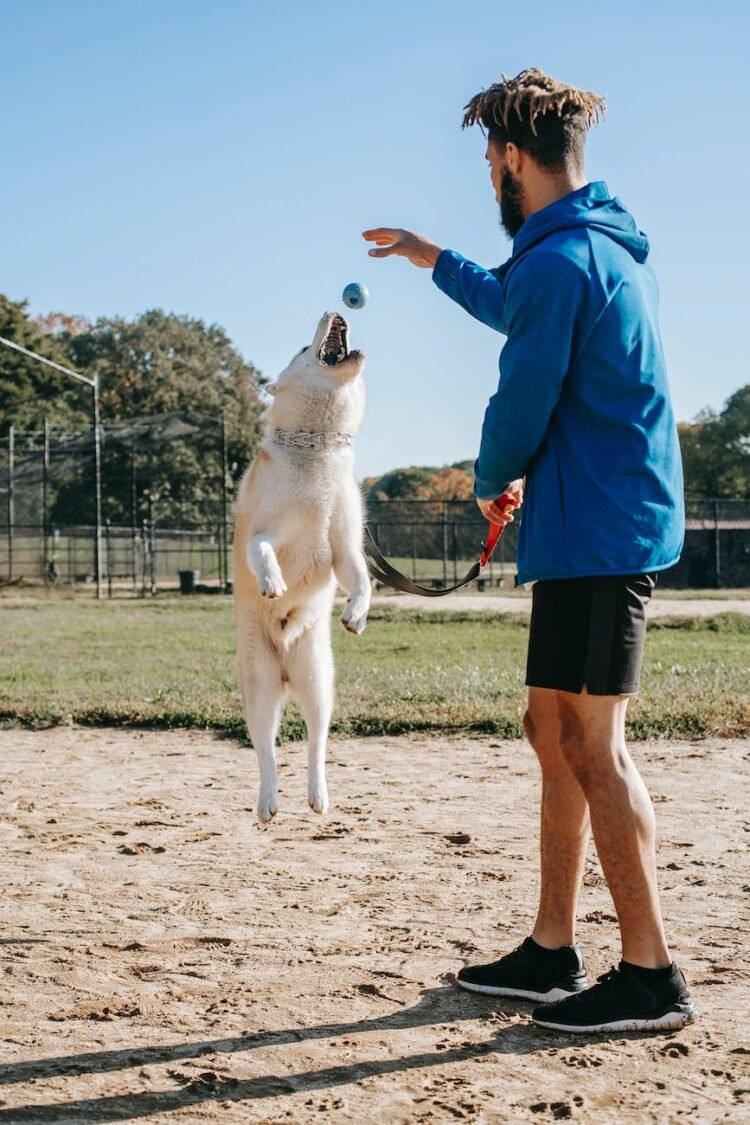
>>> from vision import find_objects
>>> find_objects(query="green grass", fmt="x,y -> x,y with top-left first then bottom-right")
1,596 -> 748,741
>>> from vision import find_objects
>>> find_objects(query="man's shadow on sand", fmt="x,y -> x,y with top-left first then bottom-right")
0,983 -> 649,1123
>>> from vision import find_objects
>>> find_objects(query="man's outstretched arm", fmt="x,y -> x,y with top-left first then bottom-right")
363,228 -> 506,333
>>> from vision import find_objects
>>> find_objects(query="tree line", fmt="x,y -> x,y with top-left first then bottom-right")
2,291 -> 748,528
0,295 -> 264,528
364,394 -> 750,502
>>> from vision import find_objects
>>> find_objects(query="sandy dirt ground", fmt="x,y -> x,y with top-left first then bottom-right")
370,593 -> 750,617
1,728 -> 748,1124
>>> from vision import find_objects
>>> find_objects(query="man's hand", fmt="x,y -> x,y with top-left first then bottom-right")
476,479 -> 524,527
362,228 -> 443,269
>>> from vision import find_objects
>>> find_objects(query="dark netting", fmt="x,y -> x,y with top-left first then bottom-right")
0,413 -> 231,590
669,498 -> 750,588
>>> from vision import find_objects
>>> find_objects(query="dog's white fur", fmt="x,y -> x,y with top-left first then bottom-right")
233,311 -> 370,823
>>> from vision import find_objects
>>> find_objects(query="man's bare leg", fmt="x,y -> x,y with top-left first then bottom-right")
525,687 -> 590,949
556,688 -> 671,969
456,683 -> 589,998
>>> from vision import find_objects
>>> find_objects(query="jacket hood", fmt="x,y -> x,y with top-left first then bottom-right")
511,181 -> 650,263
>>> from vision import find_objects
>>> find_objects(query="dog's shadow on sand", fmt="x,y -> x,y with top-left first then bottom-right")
0,983 -> 653,1122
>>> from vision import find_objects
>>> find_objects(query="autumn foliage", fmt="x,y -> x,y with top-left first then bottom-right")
363,462 -> 475,502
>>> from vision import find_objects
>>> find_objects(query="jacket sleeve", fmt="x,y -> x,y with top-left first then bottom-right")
432,249 -> 507,333
473,252 -> 587,500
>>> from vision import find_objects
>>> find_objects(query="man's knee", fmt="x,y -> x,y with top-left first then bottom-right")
557,697 -> 628,785
524,707 -> 563,767
557,701 -> 588,780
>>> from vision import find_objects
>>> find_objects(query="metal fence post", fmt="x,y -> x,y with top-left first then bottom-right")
442,502 -> 448,586
92,378 -> 103,600
141,518 -> 149,598
452,521 -> 458,584
7,425 -> 14,580
105,518 -> 113,599
43,418 -> 50,583
148,495 -> 157,597
714,499 -> 721,589
220,415 -> 229,592
130,453 -> 138,593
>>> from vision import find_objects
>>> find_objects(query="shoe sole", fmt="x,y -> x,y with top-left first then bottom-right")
457,980 -> 588,1003
532,1002 -> 698,1034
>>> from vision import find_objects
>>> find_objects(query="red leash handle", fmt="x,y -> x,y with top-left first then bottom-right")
480,491 -> 516,567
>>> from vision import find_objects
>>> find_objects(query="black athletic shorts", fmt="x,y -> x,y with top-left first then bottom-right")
525,574 -> 657,696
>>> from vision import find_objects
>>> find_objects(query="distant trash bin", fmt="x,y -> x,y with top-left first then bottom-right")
178,569 -> 200,595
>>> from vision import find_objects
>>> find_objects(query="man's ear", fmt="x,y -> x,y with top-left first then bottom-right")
265,382 -> 278,397
505,142 -> 522,175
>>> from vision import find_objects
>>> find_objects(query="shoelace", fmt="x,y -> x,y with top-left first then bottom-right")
569,966 -> 620,1003
506,944 -> 529,965
595,968 -> 621,988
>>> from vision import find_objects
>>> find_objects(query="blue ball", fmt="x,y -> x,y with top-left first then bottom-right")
342,282 -> 368,309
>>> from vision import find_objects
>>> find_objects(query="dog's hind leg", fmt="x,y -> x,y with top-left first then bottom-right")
244,677 -> 285,823
238,637 -> 286,824
287,621 -> 334,816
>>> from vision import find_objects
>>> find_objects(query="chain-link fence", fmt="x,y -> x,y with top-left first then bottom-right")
674,498 -> 750,588
0,415 -> 231,594
364,498 -> 750,589
365,499 -> 519,589
0,523 -> 226,595
1,421 -> 749,592
1,500 -> 749,595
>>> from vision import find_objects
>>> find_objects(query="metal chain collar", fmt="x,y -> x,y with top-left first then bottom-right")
271,427 -> 353,451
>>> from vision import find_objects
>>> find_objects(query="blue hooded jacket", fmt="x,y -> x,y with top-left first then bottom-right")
432,181 -> 685,585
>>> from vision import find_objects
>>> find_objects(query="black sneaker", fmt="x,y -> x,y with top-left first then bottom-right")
532,962 -> 698,1033
457,937 -> 588,1002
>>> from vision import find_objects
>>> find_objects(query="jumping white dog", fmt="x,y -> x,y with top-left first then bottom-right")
233,311 -> 370,823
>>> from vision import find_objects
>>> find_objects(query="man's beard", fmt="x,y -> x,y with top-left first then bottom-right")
499,168 -> 527,239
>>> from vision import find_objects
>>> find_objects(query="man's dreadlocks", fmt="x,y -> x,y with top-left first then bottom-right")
462,68 -> 606,173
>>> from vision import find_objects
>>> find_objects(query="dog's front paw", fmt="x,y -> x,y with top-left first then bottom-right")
258,570 -> 287,599
308,783 -> 329,816
341,599 -> 368,635
257,786 -> 279,823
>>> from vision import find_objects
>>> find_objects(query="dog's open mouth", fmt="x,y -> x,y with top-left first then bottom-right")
319,315 -> 350,366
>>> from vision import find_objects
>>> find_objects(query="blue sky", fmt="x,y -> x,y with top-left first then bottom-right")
2,0 -> 748,479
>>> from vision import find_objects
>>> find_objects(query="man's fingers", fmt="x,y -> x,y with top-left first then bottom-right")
488,503 -> 515,525
368,245 -> 398,258
362,228 -> 398,241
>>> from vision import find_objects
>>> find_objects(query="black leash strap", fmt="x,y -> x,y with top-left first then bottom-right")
364,525 -> 482,598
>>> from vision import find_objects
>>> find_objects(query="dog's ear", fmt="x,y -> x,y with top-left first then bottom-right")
265,382 -> 278,397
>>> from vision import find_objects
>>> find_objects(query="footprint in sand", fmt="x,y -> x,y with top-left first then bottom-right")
530,1102 -> 578,1119
167,936 -> 234,952
659,1041 -> 690,1058
562,1054 -> 603,1068
49,1002 -> 141,1022
583,910 -> 617,924
172,895 -> 214,920
311,825 -> 352,841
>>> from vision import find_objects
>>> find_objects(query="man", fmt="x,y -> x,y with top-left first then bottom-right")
363,68 -> 697,1033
